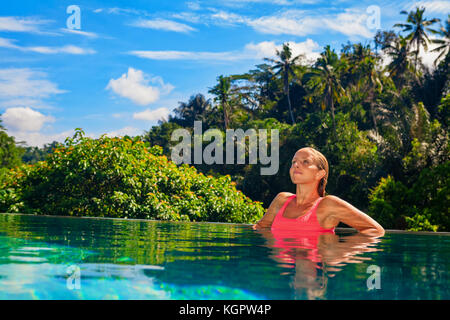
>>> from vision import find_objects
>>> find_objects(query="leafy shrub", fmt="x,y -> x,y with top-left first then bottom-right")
0,128 -> 264,223
368,161 -> 449,231
405,212 -> 438,232
367,175 -> 411,230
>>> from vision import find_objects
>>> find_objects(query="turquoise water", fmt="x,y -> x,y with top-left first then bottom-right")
0,213 -> 449,300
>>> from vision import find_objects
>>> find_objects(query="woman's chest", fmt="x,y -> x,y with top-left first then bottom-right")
282,201 -> 315,219
282,200 -> 336,229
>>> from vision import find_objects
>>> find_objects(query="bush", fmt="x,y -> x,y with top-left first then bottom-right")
368,161 -> 449,231
0,128 -> 264,223
367,175 -> 411,230
405,212 -> 438,232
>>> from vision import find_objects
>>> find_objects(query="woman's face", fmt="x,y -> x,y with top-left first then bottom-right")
290,149 -> 324,185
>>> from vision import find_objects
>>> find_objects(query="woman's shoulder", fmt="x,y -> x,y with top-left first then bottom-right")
270,192 -> 294,209
277,192 -> 295,198
275,192 -> 295,202
318,195 -> 343,208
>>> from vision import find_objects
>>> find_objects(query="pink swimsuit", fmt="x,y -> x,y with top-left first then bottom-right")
270,195 -> 335,266
271,195 -> 335,233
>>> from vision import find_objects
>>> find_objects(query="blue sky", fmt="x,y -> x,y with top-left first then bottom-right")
0,0 -> 448,147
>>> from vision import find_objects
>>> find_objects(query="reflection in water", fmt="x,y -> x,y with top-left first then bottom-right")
1,214 -> 449,299
256,228 -> 383,299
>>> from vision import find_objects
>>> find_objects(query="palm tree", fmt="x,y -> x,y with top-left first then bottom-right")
243,64 -> 277,107
394,7 -> 440,71
173,93 -> 212,125
342,43 -> 383,134
383,35 -> 416,87
304,46 -> 345,134
264,43 -> 304,124
430,14 -> 450,66
208,75 -> 232,130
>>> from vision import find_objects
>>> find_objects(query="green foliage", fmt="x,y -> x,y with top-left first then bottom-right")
409,162 -> 450,229
0,128 -> 264,224
0,7 -> 447,232
368,175 -> 412,229
0,130 -> 24,169
142,121 -> 184,158
438,93 -> 450,128
368,162 -> 449,231
405,213 -> 438,232
20,141 -> 62,164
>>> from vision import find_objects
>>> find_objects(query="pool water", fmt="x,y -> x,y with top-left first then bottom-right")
0,213 -> 449,300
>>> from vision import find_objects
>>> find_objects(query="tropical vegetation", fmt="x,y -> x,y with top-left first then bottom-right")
1,8 -> 448,231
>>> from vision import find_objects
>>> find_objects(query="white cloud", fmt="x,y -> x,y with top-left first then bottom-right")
0,16 -> 50,33
0,37 -> 20,49
3,123 -> 144,148
219,0 -> 320,6
1,107 -> 55,132
247,13 -> 322,36
82,126 -> 143,141
419,39 -> 447,69
186,1 -> 201,11
246,9 -> 373,39
26,45 -> 96,55
4,124 -> 144,148
111,113 -> 124,119
285,39 -> 322,63
171,12 -> 203,24
6,129 -> 75,148
324,10 -> 374,39
0,98 -> 55,110
406,1 -> 450,13
378,38 -> 445,72
174,7 -> 374,39
106,7 -> 144,16
130,39 -> 321,63
0,37 -> 96,55
60,28 -> 99,38
0,68 -> 65,110
106,68 -> 174,106
103,126 -> 142,138
129,49 -> 239,61
209,10 -> 248,25
130,18 -> 196,33
133,107 -> 171,121
244,39 -> 321,63
150,75 -> 175,95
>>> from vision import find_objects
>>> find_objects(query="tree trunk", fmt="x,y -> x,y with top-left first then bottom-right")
330,96 -> 336,138
370,103 -> 379,135
286,89 -> 295,125
223,102 -> 229,130
284,73 -> 295,125
369,90 -> 379,135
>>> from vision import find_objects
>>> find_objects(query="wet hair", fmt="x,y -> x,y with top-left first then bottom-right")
299,147 -> 329,197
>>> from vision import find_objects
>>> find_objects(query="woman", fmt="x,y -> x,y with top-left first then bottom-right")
252,147 -> 385,237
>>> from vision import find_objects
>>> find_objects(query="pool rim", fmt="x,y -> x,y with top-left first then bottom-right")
1,212 -> 449,236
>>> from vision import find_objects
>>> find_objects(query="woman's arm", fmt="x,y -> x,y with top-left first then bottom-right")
319,195 -> 385,237
252,192 -> 291,229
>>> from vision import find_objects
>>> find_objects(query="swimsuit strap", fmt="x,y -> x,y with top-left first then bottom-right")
278,195 -> 323,220
276,194 -> 297,217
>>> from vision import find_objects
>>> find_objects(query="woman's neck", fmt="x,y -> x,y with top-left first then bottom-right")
295,184 -> 320,206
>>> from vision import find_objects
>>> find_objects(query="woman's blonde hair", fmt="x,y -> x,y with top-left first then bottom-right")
301,147 -> 329,197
